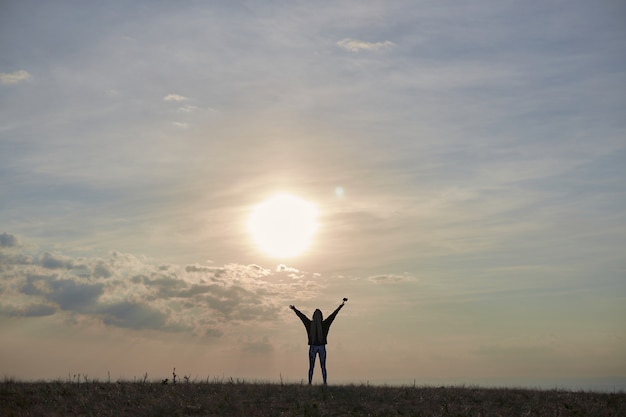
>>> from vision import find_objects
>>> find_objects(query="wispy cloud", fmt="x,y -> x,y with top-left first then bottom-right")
368,274 -> 414,284
0,70 -> 31,84
336,38 -> 395,52
163,93 -> 187,102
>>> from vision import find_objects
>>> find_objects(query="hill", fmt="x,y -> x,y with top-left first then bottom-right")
1,379 -> 624,416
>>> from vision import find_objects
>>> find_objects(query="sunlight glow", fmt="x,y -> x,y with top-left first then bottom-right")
248,194 -> 318,258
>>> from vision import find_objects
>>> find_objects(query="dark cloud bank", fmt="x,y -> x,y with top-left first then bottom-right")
0,233 -> 319,338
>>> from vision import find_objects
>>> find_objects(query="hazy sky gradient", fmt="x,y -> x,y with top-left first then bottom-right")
1,0 -> 625,389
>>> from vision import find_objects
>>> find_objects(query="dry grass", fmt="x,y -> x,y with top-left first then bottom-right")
1,378 -> 624,416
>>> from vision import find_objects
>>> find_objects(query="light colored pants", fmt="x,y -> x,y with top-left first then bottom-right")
308,345 -> 327,384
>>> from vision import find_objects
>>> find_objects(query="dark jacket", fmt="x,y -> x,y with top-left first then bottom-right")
293,304 -> 343,346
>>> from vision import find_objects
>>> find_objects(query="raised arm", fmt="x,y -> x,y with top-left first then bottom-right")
290,305 -> 310,328
323,303 -> 344,327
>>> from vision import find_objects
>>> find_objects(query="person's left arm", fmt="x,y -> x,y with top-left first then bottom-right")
323,303 -> 344,327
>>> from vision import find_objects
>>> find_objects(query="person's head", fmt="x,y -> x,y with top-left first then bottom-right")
312,309 -> 323,323
310,308 -> 324,343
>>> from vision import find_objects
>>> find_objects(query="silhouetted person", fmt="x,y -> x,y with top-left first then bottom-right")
289,299 -> 346,385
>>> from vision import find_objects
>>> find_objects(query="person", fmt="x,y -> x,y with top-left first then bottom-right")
289,299 -> 346,385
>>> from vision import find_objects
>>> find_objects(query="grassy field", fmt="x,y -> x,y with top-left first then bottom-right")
1,378 -> 624,416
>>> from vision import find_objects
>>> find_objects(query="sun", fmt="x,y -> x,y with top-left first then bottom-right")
248,193 -> 319,258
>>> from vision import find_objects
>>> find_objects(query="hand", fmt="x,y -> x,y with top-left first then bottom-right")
289,305 -> 295,310
342,297 -> 348,304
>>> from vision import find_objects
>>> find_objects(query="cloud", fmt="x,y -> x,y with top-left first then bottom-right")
185,264 -> 214,273
0,234 -> 323,337
22,304 -> 57,317
276,264 -> 299,273
336,38 -> 395,52
92,261 -> 113,278
20,274 -> 105,312
163,93 -> 187,102
38,252 -> 74,269
47,279 -> 105,311
0,70 -> 31,84
0,303 -> 56,317
0,233 -> 20,247
368,274 -> 414,284
98,301 -> 170,330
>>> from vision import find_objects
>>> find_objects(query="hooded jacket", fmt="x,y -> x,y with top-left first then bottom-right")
293,304 -> 343,346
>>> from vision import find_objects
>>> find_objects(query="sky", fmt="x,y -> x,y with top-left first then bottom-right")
1,0 -> 625,390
